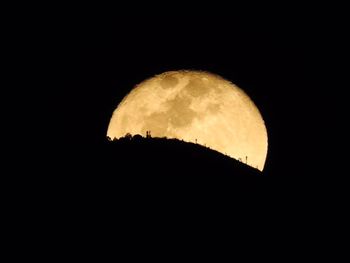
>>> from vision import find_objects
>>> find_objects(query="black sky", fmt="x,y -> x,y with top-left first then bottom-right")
45,13 -> 336,202
20,10 -> 345,252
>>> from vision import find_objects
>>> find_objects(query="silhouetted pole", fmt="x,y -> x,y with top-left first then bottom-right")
245,156 -> 248,164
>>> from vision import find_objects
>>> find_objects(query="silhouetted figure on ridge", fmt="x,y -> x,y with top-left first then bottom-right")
146,131 -> 152,138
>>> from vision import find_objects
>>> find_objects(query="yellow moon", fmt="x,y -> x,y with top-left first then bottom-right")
107,70 -> 268,171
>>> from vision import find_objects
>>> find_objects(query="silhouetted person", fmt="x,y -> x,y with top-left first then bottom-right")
146,130 -> 152,138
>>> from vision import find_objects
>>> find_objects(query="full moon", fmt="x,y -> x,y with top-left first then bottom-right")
107,70 -> 268,171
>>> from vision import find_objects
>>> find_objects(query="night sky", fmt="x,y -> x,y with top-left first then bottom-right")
44,14 -> 338,208
25,10 -> 344,254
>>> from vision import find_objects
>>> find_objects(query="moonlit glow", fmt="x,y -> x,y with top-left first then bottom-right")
107,70 -> 268,171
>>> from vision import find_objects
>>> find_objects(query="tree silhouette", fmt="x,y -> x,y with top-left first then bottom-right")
125,133 -> 132,140
133,134 -> 143,142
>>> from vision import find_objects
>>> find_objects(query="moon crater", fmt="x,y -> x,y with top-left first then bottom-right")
160,74 -> 179,89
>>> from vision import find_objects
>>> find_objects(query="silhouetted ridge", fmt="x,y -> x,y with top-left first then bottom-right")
92,135 -> 264,194
106,135 -> 260,175
51,135 -> 266,206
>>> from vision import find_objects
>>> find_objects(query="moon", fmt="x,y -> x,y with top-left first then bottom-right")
107,70 -> 268,171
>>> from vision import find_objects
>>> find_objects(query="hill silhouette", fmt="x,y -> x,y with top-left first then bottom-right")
54,135 -> 271,206
105,135 -> 261,178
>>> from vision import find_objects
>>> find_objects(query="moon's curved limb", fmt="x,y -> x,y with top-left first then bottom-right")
107,70 -> 268,171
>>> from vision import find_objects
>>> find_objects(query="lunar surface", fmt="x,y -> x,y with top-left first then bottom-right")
107,70 -> 268,171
